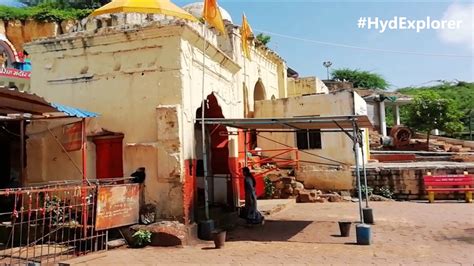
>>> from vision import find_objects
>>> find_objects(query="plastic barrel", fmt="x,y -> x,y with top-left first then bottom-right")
363,208 -> 374,224
198,220 -> 215,240
356,224 -> 371,245
338,221 -> 352,237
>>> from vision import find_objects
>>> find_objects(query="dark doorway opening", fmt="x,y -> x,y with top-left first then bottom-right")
194,93 -> 233,220
0,121 -> 23,189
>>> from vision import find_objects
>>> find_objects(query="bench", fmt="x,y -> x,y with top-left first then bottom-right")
423,172 -> 474,203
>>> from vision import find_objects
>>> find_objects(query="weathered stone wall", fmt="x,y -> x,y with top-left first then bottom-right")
1,19 -> 76,53
323,80 -> 353,92
355,164 -> 474,200
296,168 -> 353,190
254,91 -> 368,165
287,76 -> 329,97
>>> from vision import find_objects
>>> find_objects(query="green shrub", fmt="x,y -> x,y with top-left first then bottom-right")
0,4 -> 92,22
263,176 -> 275,198
132,229 -> 152,247
375,186 -> 394,199
356,185 -> 373,199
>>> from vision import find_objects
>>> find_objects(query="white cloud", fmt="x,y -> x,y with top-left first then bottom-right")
437,2 -> 474,51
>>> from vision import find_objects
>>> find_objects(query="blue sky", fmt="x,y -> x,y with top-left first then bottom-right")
178,0 -> 473,90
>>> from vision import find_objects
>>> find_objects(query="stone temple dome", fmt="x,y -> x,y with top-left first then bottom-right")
182,2 -> 233,23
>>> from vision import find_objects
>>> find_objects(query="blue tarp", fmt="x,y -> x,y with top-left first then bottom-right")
51,103 -> 99,118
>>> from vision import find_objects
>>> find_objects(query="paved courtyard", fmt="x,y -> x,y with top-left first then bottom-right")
63,201 -> 474,265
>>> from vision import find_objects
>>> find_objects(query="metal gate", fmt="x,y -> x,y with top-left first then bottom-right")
0,183 -> 107,265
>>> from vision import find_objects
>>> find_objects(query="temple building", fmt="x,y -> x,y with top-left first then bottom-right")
23,1 -> 369,223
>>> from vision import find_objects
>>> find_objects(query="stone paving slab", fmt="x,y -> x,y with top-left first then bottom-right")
60,201 -> 474,265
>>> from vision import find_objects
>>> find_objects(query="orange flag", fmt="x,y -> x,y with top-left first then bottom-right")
203,0 -> 226,34
240,13 -> 253,59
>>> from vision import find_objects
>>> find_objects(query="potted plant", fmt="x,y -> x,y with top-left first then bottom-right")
132,229 -> 152,248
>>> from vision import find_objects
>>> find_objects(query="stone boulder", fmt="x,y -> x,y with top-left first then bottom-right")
281,176 -> 295,184
296,169 -> 353,190
267,173 -> 282,182
309,190 -> 321,197
296,190 -> 324,203
320,192 -> 342,202
274,180 -> 285,189
293,187 -> 303,195
291,181 -> 304,190
369,195 -> 394,202
296,191 -> 313,203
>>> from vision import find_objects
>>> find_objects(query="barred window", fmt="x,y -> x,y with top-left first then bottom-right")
296,129 -> 322,150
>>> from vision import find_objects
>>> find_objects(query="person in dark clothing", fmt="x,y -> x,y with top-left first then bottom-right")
242,167 -> 264,225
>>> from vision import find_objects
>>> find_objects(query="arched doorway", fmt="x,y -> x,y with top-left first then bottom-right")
253,79 -> 266,102
0,38 -> 19,68
194,93 -> 233,213
249,79 -> 266,149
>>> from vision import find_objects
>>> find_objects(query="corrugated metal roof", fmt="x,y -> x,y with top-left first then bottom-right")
51,103 -> 98,118
198,115 -> 373,130
0,87 -> 99,119
0,88 -> 58,115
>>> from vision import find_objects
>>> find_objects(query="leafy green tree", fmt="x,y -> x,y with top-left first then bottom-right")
392,81 -> 474,133
331,68 -> 389,90
406,92 -> 463,149
0,3 -> 92,21
256,33 -> 271,46
21,0 -> 107,9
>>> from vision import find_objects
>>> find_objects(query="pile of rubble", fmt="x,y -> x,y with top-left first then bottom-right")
296,190 -> 351,203
267,173 -> 352,203
269,175 -> 304,199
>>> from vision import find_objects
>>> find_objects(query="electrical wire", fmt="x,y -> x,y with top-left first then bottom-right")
1,124 -> 20,137
254,28 -> 473,58
256,132 -> 349,166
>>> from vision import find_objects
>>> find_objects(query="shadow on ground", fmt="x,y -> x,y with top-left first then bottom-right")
227,220 -> 357,245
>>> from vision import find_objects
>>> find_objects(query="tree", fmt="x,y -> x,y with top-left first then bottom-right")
331,68 -> 389,90
406,92 -> 464,149
20,0 -> 107,8
256,33 -> 271,46
389,81 -> 474,137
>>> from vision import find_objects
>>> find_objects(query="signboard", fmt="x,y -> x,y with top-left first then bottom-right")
95,184 -> 140,230
62,122 -> 83,151
0,68 -> 31,79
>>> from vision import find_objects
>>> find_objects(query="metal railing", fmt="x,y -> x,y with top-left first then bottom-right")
242,147 -> 300,177
0,183 -> 108,265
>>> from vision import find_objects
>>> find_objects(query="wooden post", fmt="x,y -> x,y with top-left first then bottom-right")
81,118 -> 88,236
426,172 -> 434,203
464,171 -> 472,203
20,120 -> 25,186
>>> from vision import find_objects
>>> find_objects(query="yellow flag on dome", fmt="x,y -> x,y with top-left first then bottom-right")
241,13 -> 253,60
203,0 -> 226,34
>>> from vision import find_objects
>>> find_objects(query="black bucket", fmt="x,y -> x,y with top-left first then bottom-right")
363,208 -> 374,224
338,221 -> 352,237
